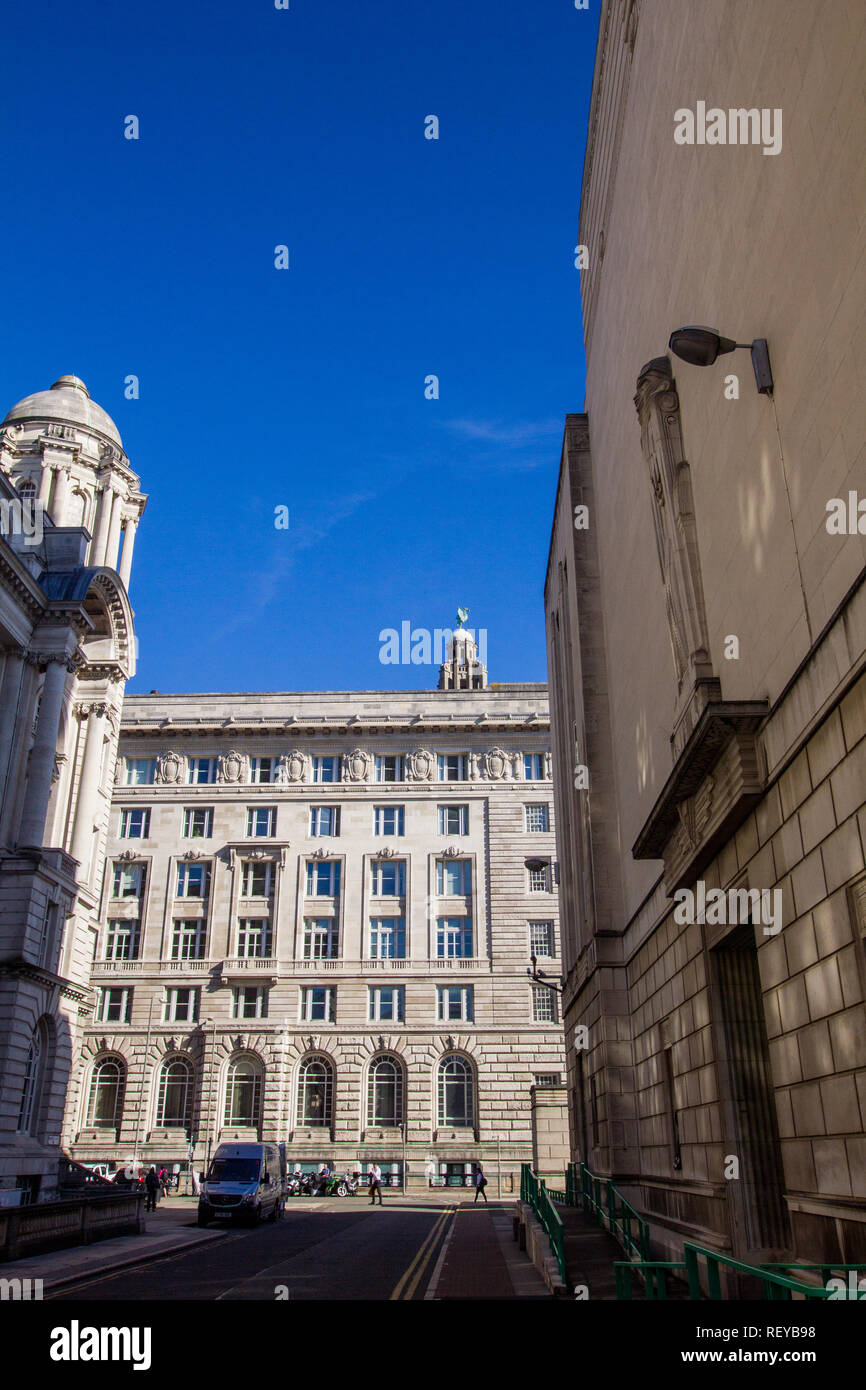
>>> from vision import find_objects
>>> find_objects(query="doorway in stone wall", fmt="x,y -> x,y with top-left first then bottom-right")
710,922 -> 790,1263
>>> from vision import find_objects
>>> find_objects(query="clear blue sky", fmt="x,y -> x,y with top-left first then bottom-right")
1,0 -> 597,693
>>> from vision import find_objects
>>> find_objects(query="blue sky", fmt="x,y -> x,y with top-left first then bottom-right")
1,0 -> 597,693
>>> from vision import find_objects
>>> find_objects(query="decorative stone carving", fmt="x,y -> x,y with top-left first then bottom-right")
468,752 -> 480,781
277,750 -> 308,783
217,749 -> 247,783
483,747 -> 510,780
375,846 -> 395,859
182,850 -> 201,861
443,845 -> 460,858
156,750 -> 184,784
118,849 -> 137,861
342,748 -> 372,782
634,357 -> 714,699
406,747 -> 435,781
511,752 -> 523,779
310,847 -> 329,860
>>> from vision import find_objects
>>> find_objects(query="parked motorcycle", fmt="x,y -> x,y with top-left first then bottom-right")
335,1172 -> 360,1197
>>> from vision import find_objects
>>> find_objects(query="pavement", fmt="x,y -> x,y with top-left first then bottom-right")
10,1194 -> 549,1300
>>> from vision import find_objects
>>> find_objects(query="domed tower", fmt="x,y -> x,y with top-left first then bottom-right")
0,375 -> 146,588
0,377 -> 144,1203
438,609 -> 488,690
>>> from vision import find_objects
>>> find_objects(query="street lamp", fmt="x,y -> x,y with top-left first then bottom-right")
668,325 -> 773,395
527,954 -> 565,994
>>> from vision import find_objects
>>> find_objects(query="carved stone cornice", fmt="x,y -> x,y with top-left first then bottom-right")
633,700 -> 769,891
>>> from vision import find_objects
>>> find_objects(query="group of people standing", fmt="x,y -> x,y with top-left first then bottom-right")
143,1165 -> 172,1212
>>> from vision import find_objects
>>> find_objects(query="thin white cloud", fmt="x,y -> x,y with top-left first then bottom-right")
445,417 -> 561,446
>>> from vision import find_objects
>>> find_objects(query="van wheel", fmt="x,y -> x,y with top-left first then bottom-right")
197,1211 -> 210,1227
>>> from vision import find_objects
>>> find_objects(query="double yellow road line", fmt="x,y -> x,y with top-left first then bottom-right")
389,1209 -> 452,1301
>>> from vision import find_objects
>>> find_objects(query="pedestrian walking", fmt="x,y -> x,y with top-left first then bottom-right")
144,1165 -> 160,1213
368,1163 -> 383,1206
473,1167 -> 488,1204
158,1167 -> 169,1197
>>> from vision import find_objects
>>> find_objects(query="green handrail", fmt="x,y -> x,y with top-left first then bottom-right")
576,1161 -> 650,1263
615,1247 -> 866,1300
519,1164 -> 567,1286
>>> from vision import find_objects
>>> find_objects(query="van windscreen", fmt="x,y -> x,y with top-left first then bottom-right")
207,1158 -> 260,1183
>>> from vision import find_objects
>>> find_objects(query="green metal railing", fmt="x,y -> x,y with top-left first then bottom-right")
520,1165 -> 567,1286
615,1246 -> 866,1301
577,1161 -> 651,1263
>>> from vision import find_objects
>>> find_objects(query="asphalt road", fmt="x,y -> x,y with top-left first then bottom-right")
46,1204 -> 453,1302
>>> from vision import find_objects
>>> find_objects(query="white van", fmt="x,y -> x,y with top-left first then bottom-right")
198,1142 -> 285,1227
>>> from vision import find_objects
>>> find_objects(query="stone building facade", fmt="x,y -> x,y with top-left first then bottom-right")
64,635 -> 565,1192
546,0 -> 866,1267
0,376 -> 145,1203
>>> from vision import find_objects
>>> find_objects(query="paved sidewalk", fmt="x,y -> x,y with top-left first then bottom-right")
428,1202 -> 550,1299
7,1205 -> 226,1292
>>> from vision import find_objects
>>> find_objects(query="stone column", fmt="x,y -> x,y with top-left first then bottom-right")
70,704 -> 108,878
38,466 -> 54,507
16,658 -> 70,847
52,467 -> 71,527
0,649 -> 26,818
105,492 -> 123,572
118,515 -> 138,590
90,485 -> 113,566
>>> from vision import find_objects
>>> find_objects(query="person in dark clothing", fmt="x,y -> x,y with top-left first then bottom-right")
474,1168 -> 488,1203
144,1166 -> 160,1213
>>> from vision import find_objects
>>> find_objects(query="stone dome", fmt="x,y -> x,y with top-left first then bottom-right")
1,376 -> 123,448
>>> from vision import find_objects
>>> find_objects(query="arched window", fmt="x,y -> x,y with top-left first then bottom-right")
438,1055 -> 474,1128
17,1026 -> 44,1134
18,479 -> 37,501
224,1056 -> 263,1128
156,1057 -> 193,1132
296,1055 -> 333,1128
367,1056 -> 403,1127
87,1057 -> 126,1130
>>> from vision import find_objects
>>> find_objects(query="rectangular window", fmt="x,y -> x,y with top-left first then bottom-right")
534,1073 -> 561,1087
528,862 -> 551,893
124,758 -> 155,786
375,755 -> 404,783
529,921 -> 555,957
369,917 -> 406,959
232,986 -> 268,1020
241,861 -> 272,897
97,987 -> 132,1023
120,808 -> 150,838
371,859 -> 406,896
236,919 -> 273,958
437,985 -> 474,1022
303,919 -> 339,959
523,753 -> 545,781
187,757 -> 217,785
183,807 -> 213,838
176,862 -> 211,898
170,920 -> 207,961
312,755 -> 341,783
246,806 -> 276,837
250,756 -> 275,784
369,986 -> 405,1022
438,804 -> 468,835
310,806 -> 340,837
374,805 -> 405,836
104,920 -> 140,962
112,863 -> 144,898
300,986 -> 335,1022
436,859 -> 472,895
436,917 -> 473,958
525,803 -> 550,833
164,987 -> 199,1023
305,860 -> 341,896
531,986 -> 557,1023
437,754 -> 467,782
